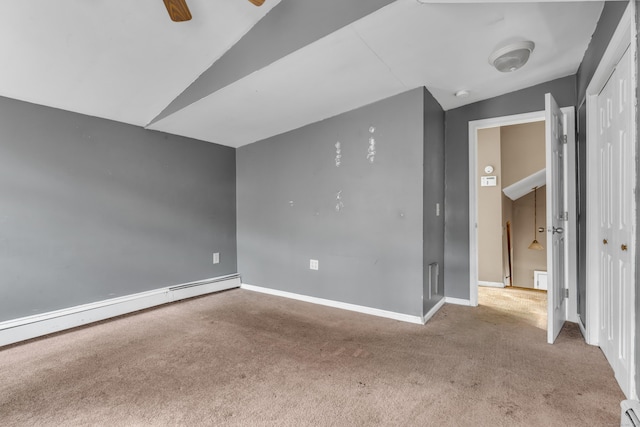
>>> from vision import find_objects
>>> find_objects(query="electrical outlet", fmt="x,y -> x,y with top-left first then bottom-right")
213,252 -> 220,264
309,259 -> 319,270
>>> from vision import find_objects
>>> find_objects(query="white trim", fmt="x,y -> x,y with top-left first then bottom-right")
585,96 -> 600,346
445,297 -> 472,306
469,111 -> 546,308
478,281 -> 505,288
584,0 -> 637,399
564,107 -> 578,323
423,297 -> 446,323
0,274 -> 240,348
578,315 -> 587,341
468,108 -> 577,321
240,283 -> 425,325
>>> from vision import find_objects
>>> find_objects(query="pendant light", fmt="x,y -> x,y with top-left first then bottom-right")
528,186 -> 544,250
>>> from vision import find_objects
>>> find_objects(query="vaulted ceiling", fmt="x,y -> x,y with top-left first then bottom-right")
0,0 -> 604,147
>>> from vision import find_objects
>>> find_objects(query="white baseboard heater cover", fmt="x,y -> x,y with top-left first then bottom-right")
0,274 -> 240,348
622,400 -> 640,427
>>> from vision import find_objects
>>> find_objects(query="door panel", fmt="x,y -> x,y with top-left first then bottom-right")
597,69 -> 615,362
596,45 -> 633,397
545,93 -> 567,344
612,46 -> 633,395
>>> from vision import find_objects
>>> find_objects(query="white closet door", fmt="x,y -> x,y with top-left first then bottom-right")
597,45 -> 634,398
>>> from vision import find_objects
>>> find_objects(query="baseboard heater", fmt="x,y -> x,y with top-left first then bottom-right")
0,274 -> 240,348
168,274 -> 240,297
622,400 -> 640,427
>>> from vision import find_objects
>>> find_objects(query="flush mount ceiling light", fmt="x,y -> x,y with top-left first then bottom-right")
489,41 -> 535,73
455,90 -> 470,98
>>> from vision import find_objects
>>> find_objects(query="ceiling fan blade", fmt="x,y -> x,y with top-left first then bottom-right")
248,0 -> 265,6
163,0 -> 192,22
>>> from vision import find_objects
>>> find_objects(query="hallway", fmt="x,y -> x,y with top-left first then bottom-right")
479,286 -> 547,330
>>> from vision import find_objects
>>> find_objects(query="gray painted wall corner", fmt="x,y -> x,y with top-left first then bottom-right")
237,89 -> 426,317
422,87 -> 445,316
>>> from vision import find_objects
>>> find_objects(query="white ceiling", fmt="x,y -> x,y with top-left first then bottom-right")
0,0 -> 280,126
0,0 -> 605,147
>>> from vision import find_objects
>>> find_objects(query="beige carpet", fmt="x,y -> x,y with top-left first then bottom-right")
0,287 -> 624,426
479,285 -> 547,330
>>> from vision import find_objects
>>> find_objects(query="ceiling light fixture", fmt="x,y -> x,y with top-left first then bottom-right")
455,90 -> 470,98
489,41 -> 535,73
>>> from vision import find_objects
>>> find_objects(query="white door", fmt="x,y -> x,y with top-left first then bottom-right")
597,45 -> 634,397
545,93 -> 568,344
597,59 -> 615,368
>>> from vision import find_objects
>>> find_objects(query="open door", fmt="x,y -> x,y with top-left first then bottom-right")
545,93 -> 568,343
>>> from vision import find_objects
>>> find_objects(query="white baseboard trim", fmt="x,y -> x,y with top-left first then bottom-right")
577,316 -> 596,346
0,274 -> 241,348
240,283 -> 424,325
577,317 -> 587,339
423,297 -> 446,324
445,297 -> 472,306
478,281 -> 505,288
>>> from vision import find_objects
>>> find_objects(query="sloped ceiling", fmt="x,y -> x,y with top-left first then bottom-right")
0,0 -> 605,147
0,0 -> 282,126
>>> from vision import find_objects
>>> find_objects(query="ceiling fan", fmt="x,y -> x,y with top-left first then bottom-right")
163,0 -> 265,22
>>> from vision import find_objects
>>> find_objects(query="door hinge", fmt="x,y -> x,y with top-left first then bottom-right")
562,135 -> 568,144
564,288 -> 569,299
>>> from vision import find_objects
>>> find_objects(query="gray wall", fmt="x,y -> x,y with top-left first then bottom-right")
575,0 -> 628,329
443,76 -> 576,300
635,0 -> 639,401
0,96 -> 237,322
423,88 -> 445,314
237,89 -> 426,317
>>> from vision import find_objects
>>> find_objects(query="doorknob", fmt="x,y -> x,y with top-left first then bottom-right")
552,227 -> 564,235
621,244 -> 628,251
603,239 -> 608,245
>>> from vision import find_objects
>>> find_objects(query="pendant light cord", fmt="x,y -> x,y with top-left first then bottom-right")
533,186 -> 537,239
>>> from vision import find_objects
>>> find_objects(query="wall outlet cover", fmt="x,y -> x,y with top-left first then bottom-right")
309,259 -> 319,270
213,253 -> 220,264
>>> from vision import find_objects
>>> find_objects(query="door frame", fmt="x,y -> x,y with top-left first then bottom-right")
584,0 -> 636,398
468,108 -> 578,325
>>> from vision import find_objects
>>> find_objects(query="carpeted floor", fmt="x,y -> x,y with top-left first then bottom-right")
478,285 -> 547,330
0,287 -> 625,426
